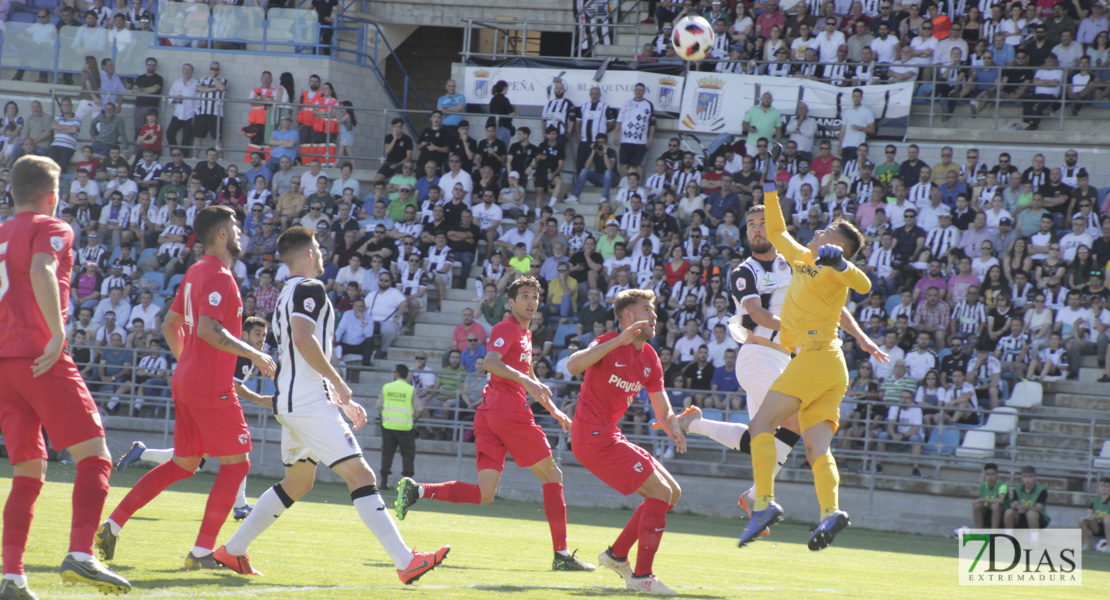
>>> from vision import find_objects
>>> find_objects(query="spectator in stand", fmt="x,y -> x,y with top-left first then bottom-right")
487,80 -> 516,148
1005,466 -> 1051,529
973,462 -> 1010,529
375,118 -> 414,185
167,63 -> 198,156
873,389 -> 925,477
267,115 -> 299,173
568,132 -> 617,204
130,57 -> 163,138
1080,476 -> 1110,549
1027,331 -> 1069,380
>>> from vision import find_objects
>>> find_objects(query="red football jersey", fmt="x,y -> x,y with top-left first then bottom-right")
0,213 -> 75,358
169,255 -> 243,407
479,316 -> 533,415
574,332 -> 665,431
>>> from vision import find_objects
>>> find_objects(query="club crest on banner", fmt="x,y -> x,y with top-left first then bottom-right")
683,77 -> 725,131
658,77 -> 678,111
473,70 -> 492,101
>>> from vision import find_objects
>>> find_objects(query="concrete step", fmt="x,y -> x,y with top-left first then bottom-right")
413,322 -> 460,339
1029,418 -> 1110,439
1054,393 -> 1110,412
1026,404 -> 1105,420
1013,447 -> 1092,470
1042,379 -> 1110,397
392,334 -> 448,350
1016,432 -> 1095,452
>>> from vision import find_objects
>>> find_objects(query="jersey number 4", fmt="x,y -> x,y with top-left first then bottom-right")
0,242 -> 9,303
182,282 -> 195,333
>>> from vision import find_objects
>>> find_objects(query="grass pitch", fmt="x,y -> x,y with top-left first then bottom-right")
5,463 -> 1105,599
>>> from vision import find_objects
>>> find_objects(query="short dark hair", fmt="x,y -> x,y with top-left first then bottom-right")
391,117 -> 403,126
507,275 -> 541,300
395,364 -> 409,379
1021,465 -> 1037,475
832,218 -> 864,259
243,316 -> 268,335
984,462 -> 998,472
10,156 -> 60,208
193,205 -> 237,246
277,226 -> 316,258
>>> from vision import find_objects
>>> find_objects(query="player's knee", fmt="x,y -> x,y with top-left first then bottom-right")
479,491 -> 497,505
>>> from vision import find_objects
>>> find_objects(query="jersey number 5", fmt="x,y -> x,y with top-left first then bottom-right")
0,242 -> 9,303
182,282 -> 194,333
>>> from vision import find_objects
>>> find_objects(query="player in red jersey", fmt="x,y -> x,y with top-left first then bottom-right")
0,156 -> 131,598
567,288 -> 686,595
394,276 -> 595,572
95,205 -> 277,570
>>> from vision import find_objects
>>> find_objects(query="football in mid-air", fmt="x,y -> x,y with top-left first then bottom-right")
671,15 -> 715,61
1098,538 -> 1109,552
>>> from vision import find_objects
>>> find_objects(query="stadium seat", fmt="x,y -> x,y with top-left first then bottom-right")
922,427 -> 960,455
1093,441 -> 1110,470
9,11 -> 35,23
701,409 -> 724,423
552,324 -> 577,349
109,246 -> 122,264
727,411 -> 749,424
955,429 -> 995,459
979,407 -> 1018,434
139,247 -> 157,263
140,272 -> 164,290
883,295 -> 902,319
163,273 -> 185,296
1005,381 -> 1042,408
1098,187 -> 1110,205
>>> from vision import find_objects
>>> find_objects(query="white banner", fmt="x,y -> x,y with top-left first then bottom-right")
462,66 -> 685,115
677,73 -> 914,138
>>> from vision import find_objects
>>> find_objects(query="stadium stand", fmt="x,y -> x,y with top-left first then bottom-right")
1,0 -> 1109,534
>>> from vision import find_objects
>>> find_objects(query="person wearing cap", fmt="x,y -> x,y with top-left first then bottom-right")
499,170 -> 528,221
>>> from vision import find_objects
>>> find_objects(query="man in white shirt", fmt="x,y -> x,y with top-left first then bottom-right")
1055,291 -> 1093,380
105,166 -> 139,203
909,20 -> 938,60
129,290 -> 161,331
705,323 -> 739,367
874,390 -> 925,477
869,22 -> 899,63
298,160 -> 326,196
495,215 -> 536,257
783,102 -> 817,160
1059,215 -> 1094,262
167,63 -> 198,156
784,159 -> 820,202
904,332 -> 938,381
1023,55 -> 1064,130
470,189 -> 503,259
364,271 -> 407,358
871,330 -> 906,379
69,168 -> 102,204
838,88 -> 875,164
335,253 -> 368,290
815,16 -> 848,63
888,45 -> 922,81
437,153 -> 474,206
1051,30 -> 1083,68
933,21 -> 969,64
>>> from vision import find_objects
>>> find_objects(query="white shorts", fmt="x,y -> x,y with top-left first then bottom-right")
275,402 -> 363,469
735,344 -> 792,418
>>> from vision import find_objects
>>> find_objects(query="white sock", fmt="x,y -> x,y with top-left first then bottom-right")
556,549 -> 571,557
353,491 -> 414,570
105,519 -> 122,535
191,546 -> 212,557
687,419 -> 747,450
235,477 -> 249,508
224,486 -> 289,556
67,552 -> 93,561
417,483 -> 425,496
2,574 -> 27,586
140,447 -> 174,464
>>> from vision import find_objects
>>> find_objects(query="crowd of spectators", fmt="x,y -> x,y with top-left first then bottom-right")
641,0 -> 1110,123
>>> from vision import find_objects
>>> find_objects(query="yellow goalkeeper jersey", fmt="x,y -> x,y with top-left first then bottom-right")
763,194 -> 872,349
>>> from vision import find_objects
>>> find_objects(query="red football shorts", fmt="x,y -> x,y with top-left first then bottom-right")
473,407 -> 551,473
572,428 -> 657,496
173,401 -> 252,458
0,355 -> 105,464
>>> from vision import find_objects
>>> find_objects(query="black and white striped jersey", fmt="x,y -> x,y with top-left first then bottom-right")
543,97 -> 573,136
196,76 -> 228,117
728,254 -> 791,344
272,277 -> 335,414
573,101 -> 615,143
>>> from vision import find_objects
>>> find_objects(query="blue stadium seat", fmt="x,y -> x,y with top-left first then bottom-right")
140,271 -> 164,290
727,411 -> 749,424
701,409 -> 724,422
553,324 -> 577,349
109,246 -> 122,264
1098,187 -> 1110,205
9,11 -> 35,23
259,378 -> 276,396
883,294 -> 902,320
139,247 -> 157,263
922,427 -> 960,455
164,273 -> 184,296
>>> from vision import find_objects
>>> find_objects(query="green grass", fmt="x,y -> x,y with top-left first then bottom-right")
5,463 -> 1106,599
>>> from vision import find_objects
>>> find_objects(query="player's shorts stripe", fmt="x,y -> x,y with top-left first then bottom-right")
328,453 -> 361,469
281,457 -> 319,467
285,291 -> 297,413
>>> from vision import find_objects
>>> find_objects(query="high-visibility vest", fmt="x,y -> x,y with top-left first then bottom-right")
381,379 -> 415,431
313,96 -> 340,136
297,90 -> 320,128
248,87 -> 278,125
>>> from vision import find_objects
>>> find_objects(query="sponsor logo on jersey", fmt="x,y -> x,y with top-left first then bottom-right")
238,433 -> 249,445
735,277 -> 747,291
633,461 -> 644,473
303,297 -> 316,313
644,367 -> 651,377
50,236 -> 64,252
345,432 -> 357,449
607,374 -> 644,394
493,337 -> 505,348
209,291 -> 222,306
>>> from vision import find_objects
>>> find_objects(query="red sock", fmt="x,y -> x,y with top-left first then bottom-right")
196,461 -> 250,550
421,481 -> 481,504
3,477 -> 42,575
610,502 -> 646,559
634,498 -> 670,577
110,460 -> 193,528
542,483 -> 568,552
70,456 -> 112,555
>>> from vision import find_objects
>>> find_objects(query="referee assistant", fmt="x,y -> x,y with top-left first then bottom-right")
378,364 -> 418,490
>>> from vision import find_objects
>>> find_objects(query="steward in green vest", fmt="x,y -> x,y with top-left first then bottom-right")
377,364 -> 417,490
1081,476 -> 1110,549
1004,465 -> 1050,529
972,462 -> 1009,529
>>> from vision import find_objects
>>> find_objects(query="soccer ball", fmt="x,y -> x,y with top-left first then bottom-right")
1097,538 -> 1109,552
671,15 -> 716,61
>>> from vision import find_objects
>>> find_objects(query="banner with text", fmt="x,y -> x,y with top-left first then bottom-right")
462,65 -> 686,117
676,74 -> 914,139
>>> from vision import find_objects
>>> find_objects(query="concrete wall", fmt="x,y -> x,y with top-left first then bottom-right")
384,25 -> 465,129
364,0 -> 575,29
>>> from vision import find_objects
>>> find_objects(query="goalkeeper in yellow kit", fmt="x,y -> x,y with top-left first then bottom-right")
738,143 -> 870,551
